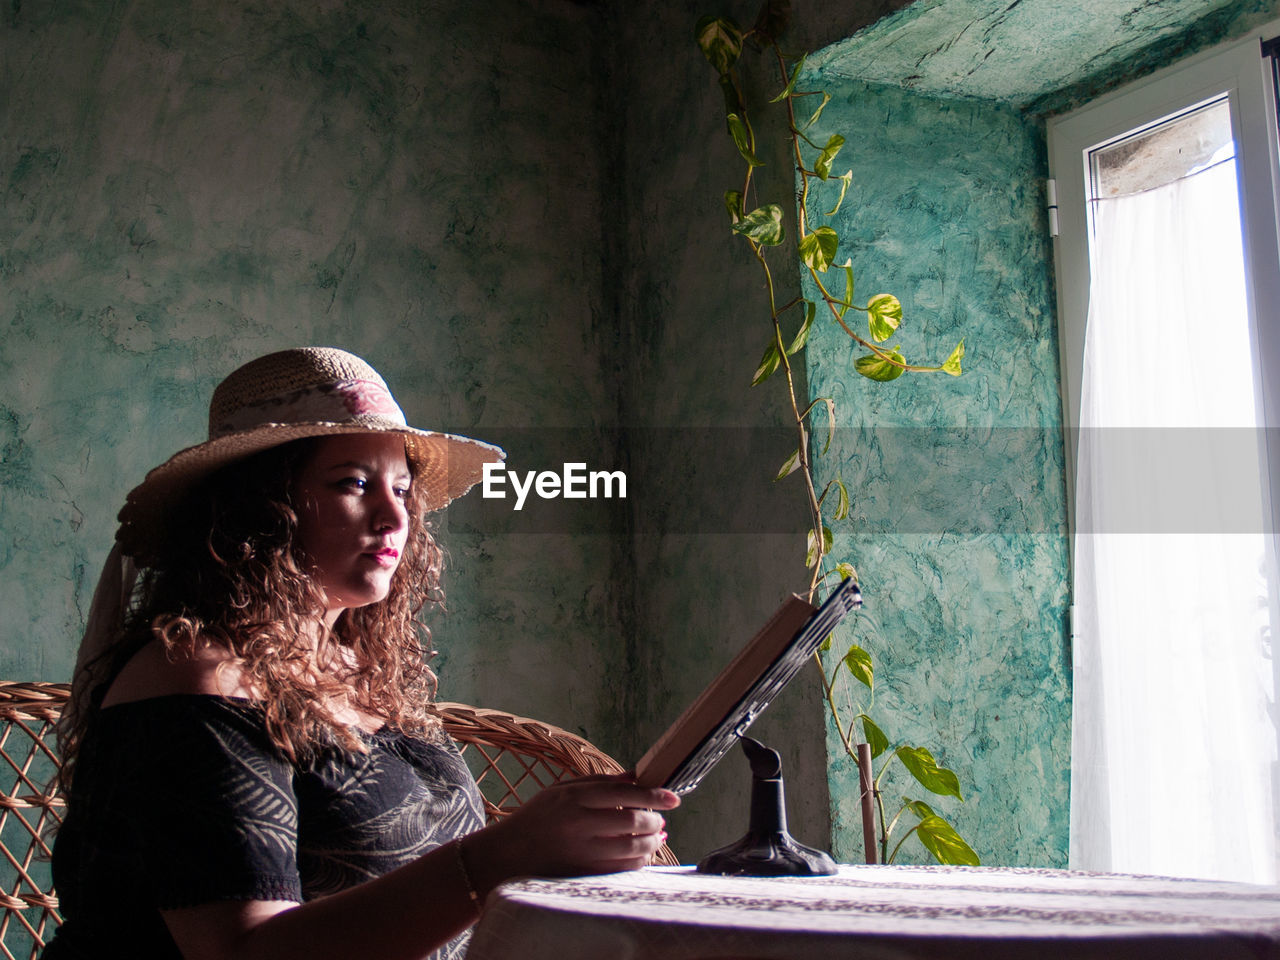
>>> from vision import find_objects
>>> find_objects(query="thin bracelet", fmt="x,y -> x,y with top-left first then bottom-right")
454,836 -> 482,912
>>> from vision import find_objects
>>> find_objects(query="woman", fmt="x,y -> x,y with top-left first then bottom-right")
43,347 -> 678,960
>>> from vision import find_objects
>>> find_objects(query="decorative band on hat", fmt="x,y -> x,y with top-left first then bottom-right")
213,379 -> 408,437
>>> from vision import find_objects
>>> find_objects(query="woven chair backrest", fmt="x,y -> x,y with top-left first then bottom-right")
0,681 -> 677,960
0,682 -> 64,960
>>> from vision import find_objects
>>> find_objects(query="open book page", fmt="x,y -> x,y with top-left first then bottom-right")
633,577 -> 862,794
634,596 -> 815,790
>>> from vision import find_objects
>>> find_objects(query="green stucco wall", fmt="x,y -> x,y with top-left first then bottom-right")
0,20 -> 838,939
796,0 -> 1280,866
799,79 -> 1072,865
0,0 -> 629,742
609,0 -> 924,861
812,0 -> 1274,111
0,0 -> 844,895
611,0 -> 833,861
7,5 -> 1280,947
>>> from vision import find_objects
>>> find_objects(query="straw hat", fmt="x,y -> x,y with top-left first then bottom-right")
115,347 -> 505,566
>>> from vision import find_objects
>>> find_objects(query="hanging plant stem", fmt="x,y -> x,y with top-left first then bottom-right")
696,4 -> 976,867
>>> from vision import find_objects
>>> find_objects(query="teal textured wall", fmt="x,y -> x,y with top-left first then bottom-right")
799,79 -> 1072,865
0,0 -> 631,747
5,0 -> 1279,907
0,0 -> 851,881
798,0 -> 1280,865
811,0 -> 1272,109
610,0 -> 841,859
608,0 -> 932,862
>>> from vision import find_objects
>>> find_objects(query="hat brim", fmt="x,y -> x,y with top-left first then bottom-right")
116,416 -> 505,564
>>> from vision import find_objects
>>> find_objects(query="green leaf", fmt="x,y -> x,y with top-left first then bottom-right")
819,396 -> 835,453
751,0 -> 792,44
833,476 -> 849,519
814,134 -> 845,180
896,746 -> 963,800
733,204 -> 784,245
855,347 -> 906,382
775,447 -> 800,481
798,226 -> 838,272
724,190 -> 743,224
835,561 -> 856,581
837,260 -> 855,318
802,91 -> 831,131
825,171 -> 853,216
805,525 -> 833,567
843,645 -> 873,689
695,16 -> 742,75
859,713 -> 889,758
726,113 -> 763,169
787,301 -> 816,355
769,54 -> 808,103
718,73 -> 744,120
752,341 -> 782,385
905,799 -> 937,820
800,395 -> 836,453
867,293 -> 902,342
915,815 -> 981,866
819,633 -> 833,652
942,338 -> 965,376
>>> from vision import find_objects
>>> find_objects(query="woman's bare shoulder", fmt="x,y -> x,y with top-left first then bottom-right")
100,635 -> 258,707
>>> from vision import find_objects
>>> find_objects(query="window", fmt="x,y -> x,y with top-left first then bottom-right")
1049,25 -> 1280,882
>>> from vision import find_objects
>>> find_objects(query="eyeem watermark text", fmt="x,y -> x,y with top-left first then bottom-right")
481,462 -> 627,511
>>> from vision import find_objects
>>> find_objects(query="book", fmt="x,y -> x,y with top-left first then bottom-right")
633,576 -> 863,795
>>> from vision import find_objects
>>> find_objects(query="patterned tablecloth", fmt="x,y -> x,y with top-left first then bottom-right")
463,864 -> 1280,960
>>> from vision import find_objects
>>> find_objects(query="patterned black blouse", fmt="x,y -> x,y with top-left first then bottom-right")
43,695 -> 485,959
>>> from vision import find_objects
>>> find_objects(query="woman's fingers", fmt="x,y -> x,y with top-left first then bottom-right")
479,777 -> 679,879
557,805 -> 665,842
570,782 -> 681,812
536,825 -> 669,875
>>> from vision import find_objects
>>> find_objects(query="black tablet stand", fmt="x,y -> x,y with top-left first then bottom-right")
695,735 -> 837,877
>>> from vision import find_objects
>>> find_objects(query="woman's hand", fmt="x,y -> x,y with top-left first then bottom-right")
162,776 -> 679,960
464,774 -> 680,893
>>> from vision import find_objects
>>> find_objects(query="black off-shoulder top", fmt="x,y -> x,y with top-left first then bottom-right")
43,695 -> 484,959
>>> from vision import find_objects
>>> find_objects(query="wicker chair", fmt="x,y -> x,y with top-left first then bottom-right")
0,681 -> 678,960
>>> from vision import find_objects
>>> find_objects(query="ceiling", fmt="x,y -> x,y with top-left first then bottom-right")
810,0 -> 1266,112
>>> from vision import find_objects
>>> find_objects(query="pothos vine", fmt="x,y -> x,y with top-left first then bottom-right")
697,3 -> 976,866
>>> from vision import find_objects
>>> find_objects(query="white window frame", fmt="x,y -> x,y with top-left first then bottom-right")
1048,23 -> 1280,538
1048,21 -> 1280,876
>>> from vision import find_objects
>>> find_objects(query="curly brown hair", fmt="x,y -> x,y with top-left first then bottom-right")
59,436 -> 445,791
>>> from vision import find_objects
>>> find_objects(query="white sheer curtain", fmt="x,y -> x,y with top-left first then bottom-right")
1070,157 -> 1278,882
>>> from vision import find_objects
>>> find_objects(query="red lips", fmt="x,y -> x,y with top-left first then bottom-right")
366,547 -> 400,567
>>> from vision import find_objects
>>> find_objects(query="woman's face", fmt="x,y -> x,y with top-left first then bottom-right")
292,433 -> 412,625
